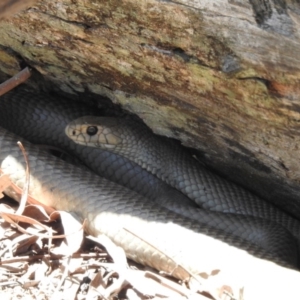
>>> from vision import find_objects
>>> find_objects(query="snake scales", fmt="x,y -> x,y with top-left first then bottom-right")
0,88 -> 300,271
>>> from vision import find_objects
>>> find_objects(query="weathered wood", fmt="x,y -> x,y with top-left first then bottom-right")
0,0 -> 38,19
0,0 -> 300,218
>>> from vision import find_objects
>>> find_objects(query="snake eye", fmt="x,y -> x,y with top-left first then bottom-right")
86,126 -> 98,136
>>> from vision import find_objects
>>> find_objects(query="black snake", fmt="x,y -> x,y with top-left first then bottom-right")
0,87 -> 299,269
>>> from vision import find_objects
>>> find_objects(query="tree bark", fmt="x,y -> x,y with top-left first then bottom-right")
0,0 -> 38,19
0,0 -> 300,217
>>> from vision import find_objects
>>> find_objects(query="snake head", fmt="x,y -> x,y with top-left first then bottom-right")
65,116 -> 122,149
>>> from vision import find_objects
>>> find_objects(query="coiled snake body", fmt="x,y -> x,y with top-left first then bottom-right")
0,88 -> 300,269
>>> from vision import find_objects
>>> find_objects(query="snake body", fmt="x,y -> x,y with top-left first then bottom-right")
65,117 -> 300,244
3,124 -> 300,300
0,88 -> 300,267
0,126 -> 260,275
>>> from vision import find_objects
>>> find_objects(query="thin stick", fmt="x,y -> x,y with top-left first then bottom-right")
15,141 -> 30,215
0,67 -> 32,96
0,252 -> 108,265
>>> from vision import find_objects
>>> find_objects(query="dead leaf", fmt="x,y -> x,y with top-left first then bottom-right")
51,211 -> 84,255
87,235 -> 128,298
12,234 -> 39,256
0,211 -> 51,233
23,205 -> 53,222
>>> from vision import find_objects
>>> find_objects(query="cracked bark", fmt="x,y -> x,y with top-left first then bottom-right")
0,0 -> 300,218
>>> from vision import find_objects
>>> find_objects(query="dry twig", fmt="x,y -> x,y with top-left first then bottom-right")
0,67 -> 32,96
